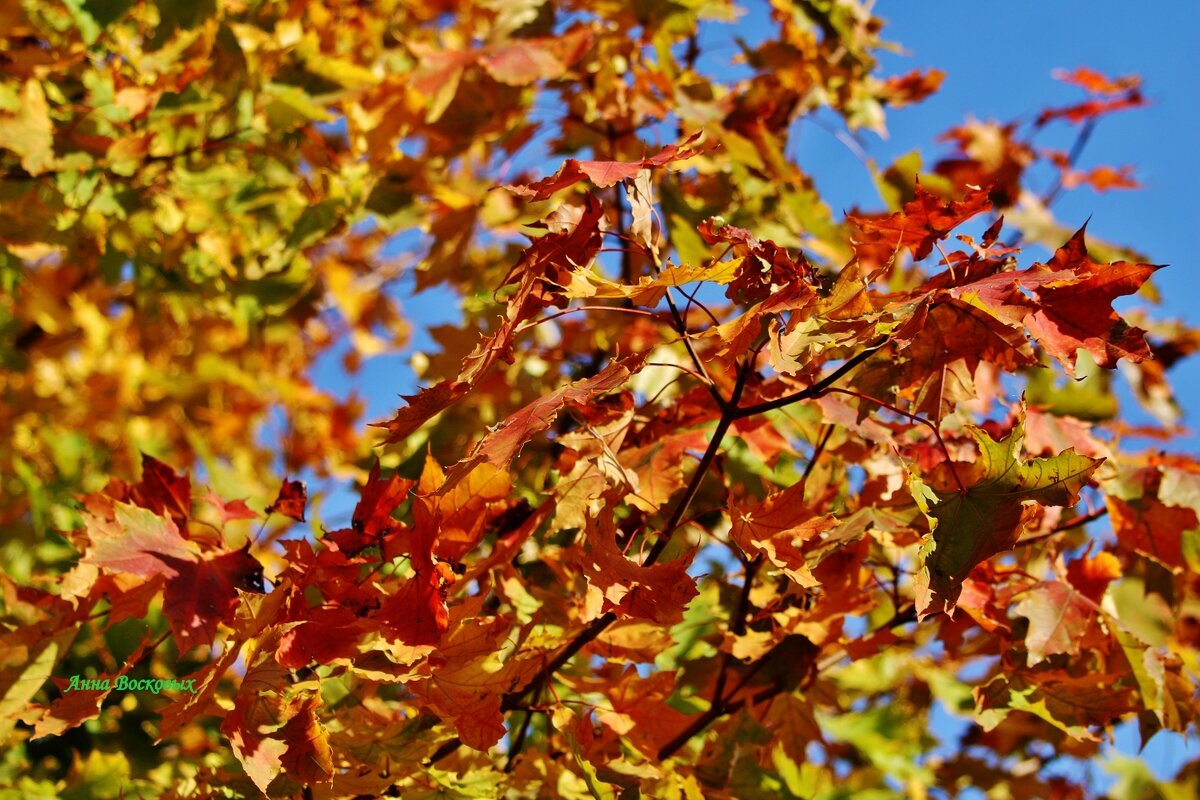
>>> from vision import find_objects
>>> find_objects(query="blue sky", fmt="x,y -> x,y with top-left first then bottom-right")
305,1 -> 1200,787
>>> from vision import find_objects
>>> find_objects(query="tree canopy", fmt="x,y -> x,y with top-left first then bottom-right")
2,1 -> 1199,798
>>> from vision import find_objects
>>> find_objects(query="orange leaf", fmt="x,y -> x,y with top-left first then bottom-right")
266,478 -> 307,522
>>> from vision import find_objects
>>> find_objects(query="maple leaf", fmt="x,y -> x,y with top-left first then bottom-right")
1011,581 -> 1101,666
890,297 -> 1037,420
266,479 -> 308,522
1062,164 -> 1140,192
352,461 -> 414,538
1107,494 -> 1197,571
878,68 -> 946,107
578,514 -> 698,625
375,561 -> 452,647
595,669 -> 693,757
278,695 -> 334,786
0,79 -> 55,175
417,456 -> 511,562
976,670 -> 1139,741
222,652 -> 292,793
204,489 -> 260,525
439,355 -> 644,492
848,184 -> 992,263
35,634 -> 160,738
128,454 -> 193,527
408,616 -> 545,751
1036,93 -> 1144,126
1053,67 -> 1141,95
502,133 -> 703,200
277,605 -> 367,668
619,429 -> 710,513
729,480 -> 839,587
80,504 -> 200,580
373,197 -> 605,444
948,227 -> 1158,376
696,217 -> 817,304
1021,226 -> 1158,373
161,545 -> 265,652
478,27 -> 592,86
911,420 -> 1102,617
371,379 -> 468,445
1064,550 -> 1122,602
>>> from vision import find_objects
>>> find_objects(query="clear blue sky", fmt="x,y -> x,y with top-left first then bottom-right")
308,1 -> 1200,788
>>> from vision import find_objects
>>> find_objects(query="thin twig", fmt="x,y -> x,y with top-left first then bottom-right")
712,555 -> 763,702
504,702 -> 539,772
663,286 -> 723,407
823,387 -> 966,493
1043,118 -> 1098,208
732,341 -> 884,418
644,356 -> 753,565
1015,506 -> 1109,548
799,424 -> 834,494
515,304 -> 660,333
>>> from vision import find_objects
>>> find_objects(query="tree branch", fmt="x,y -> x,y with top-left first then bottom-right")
659,604 -> 918,761
1016,506 -> 1108,548
732,341 -> 884,419
644,355 -> 753,566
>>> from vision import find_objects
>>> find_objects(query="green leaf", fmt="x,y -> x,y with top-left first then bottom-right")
912,419 -> 1102,616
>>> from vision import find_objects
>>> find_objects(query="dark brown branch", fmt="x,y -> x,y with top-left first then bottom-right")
426,737 -> 462,765
799,423 -> 834,493
503,703 -> 538,772
644,355 -> 753,566
732,341 -> 883,419
664,286 -> 724,407
1016,506 -> 1109,548
712,554 -> 763,703
659,605 -> 918,760
1042,118 -> 1097,208
431,329 -> 875,769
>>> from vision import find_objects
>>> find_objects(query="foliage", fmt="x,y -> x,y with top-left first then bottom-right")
3,1 -> 1199,797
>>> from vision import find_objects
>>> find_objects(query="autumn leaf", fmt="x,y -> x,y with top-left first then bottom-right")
578,513 -> 698,625
373,197 -> 606,444
1021,226 -> 1158,373
352,461 -> 413,538
279,695 -> 334,786
1108,494 -> 1197,571
976,670 -> 1139,741
161,545 -> 265,652
0,79 -> 55,175
478,28 -> 592,86
502,132 -> 703,200
1011,581 -> 1101,666
266,479 -> 308,523
1053,67 -> 1141,95
847,184 -> 992,263
80,504 -> 200,580
440,355 -> 644,492
130,454 -> 193,527
729,480 -> 839,587
4,4 -> 1197,796
222,653 -> 291,793
911,420 -> 1102,617
205,489 -> 260,525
